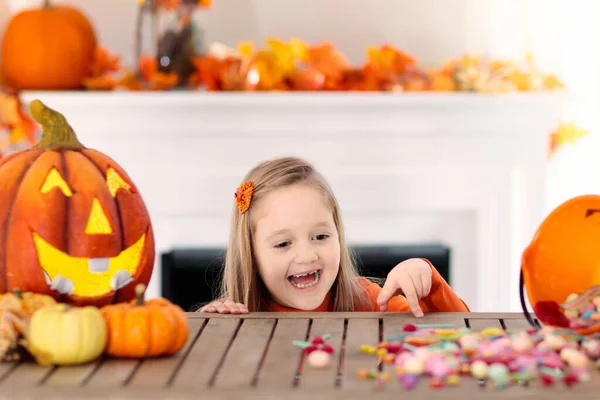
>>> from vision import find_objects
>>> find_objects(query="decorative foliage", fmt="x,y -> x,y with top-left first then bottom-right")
79,39 -> 565,93
549,121 -> 590,157
0,90 -> 39,156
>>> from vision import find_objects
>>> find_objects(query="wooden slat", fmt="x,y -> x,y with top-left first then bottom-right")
465,316 -> 502,332
127,318 -> 207,389
501,316 -> 537,330
200,311 -> 527,320
0,361 -> 18,383
169,317 -> 240,390
84,359 -> 140,388
253,318 -> 310,390
42,360 -> 103,388
296,318 -> 345,390
211,318 -> 275,389
338,318 -> 380,391
0,362 -> 54,389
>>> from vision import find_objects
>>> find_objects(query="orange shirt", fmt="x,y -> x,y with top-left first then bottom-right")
268,258 -> 470,312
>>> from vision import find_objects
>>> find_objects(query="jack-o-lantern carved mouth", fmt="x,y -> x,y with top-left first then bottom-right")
32,232 -> 146,297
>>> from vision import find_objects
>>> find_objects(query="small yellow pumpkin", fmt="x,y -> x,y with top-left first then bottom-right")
25,303 -> 107,365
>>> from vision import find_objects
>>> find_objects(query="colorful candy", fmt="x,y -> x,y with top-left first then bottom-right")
355,323 -> 600,391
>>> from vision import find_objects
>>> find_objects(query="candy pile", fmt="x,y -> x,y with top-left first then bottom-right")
356,323 -> 600,390
535,286 -> 600,330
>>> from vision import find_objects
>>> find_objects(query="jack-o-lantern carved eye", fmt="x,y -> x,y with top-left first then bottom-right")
106,168 -> 131,197
40,168 -> 73,197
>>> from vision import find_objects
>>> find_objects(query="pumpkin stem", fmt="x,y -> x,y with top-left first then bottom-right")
135,284 -> 146,306
13,288 -> 22,299
29,100 -> 85,151
43,0 -> 51,7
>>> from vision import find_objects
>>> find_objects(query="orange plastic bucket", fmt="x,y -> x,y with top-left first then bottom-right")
520,194 -> 600,334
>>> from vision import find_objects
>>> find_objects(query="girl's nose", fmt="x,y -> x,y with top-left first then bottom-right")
294,243 -> 319,264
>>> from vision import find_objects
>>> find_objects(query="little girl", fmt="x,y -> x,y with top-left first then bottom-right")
200,157 -> 469,315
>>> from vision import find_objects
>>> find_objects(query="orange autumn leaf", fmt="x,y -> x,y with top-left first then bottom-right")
149,72 -> 179,90
428,69 -> 456,91
544,74 -> 565,90
220,59 -> 259,91
367,45 -> 417,74
139,54 -> 158,83
549,121 -> 589,156
156,0 -> 179,10
305,42 -> 350,86
0,94 -> 21,126
89,46 -> 121,78
118,70 -> 145,91
82,75 -> 119,91
191,55 -> 230,90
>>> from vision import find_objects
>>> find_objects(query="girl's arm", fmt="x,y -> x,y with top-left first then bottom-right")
364,258 -> 470,314
416,259 -> 470,312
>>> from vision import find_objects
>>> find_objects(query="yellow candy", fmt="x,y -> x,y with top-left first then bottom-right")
446,375 -> 460,385
359,344 -> 376,354
435,329 -> 457,337
377,348 -> 387,357
480,327 -> 503,337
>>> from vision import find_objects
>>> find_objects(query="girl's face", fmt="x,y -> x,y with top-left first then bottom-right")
252,184 -> 340,310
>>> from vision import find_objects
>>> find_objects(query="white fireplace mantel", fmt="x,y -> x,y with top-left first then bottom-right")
19,90 -> 567,312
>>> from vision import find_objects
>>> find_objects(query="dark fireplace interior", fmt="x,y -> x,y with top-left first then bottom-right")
161,243 -> 451,312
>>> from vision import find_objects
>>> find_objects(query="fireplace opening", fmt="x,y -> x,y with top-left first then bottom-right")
160,243 -> 451,312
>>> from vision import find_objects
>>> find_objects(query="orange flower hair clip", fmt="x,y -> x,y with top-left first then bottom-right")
234,181 -> 254,215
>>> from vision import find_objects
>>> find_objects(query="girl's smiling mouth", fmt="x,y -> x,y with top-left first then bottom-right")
288,269 -> 321,289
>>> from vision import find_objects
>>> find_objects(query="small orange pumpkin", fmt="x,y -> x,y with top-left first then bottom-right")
100,284 -> 189,358
1,0 -> 97,90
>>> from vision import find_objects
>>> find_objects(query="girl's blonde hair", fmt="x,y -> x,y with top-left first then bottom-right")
219,156 -> 372,312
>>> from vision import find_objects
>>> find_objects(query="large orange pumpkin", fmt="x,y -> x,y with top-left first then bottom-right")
0,99 -> 155,307
520,195 -> 600,332
1,0 -> 97,90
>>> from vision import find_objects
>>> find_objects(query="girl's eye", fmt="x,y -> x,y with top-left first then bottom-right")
274,242 -> 290,249
313,234 -> 329,241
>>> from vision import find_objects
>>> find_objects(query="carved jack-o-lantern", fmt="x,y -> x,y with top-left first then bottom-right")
0,100 -> 155,306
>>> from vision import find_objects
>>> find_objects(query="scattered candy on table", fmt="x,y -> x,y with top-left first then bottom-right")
356,322 -> 600,390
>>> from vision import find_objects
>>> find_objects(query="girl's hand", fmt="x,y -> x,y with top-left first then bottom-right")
376,258 -> 432,316
199,299 -> 249,314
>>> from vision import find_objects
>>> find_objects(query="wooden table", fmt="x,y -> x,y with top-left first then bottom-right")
0,312 -> 598,400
